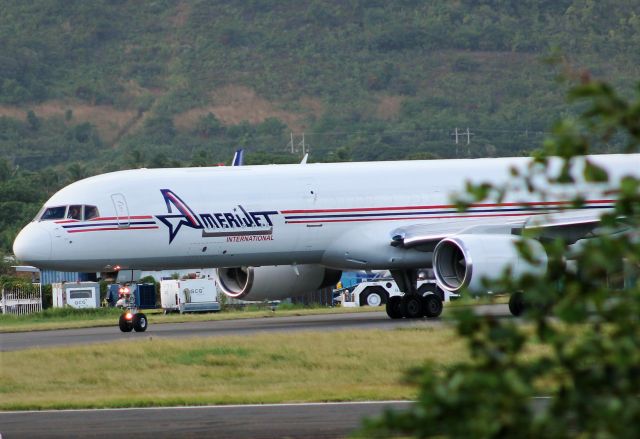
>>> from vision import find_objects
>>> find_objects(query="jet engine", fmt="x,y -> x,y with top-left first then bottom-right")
216,264 -> 342,301
433,234 -> 547,294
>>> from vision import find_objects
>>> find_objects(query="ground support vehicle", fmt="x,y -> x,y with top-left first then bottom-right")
336,277 -> 458,319
160,279 -> 220,314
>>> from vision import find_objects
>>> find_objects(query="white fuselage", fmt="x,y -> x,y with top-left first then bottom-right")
13,155 -> 639,272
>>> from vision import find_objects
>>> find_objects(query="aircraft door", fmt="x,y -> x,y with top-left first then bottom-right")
111,193 -> 130,228
300,180 -> 323,251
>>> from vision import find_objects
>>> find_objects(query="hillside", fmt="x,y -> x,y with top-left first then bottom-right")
1,0 -> 639,253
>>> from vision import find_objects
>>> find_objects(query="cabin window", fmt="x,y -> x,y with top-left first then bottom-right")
84,205 -> 99,220
67,205 -> 82,220
40,206 -> 66,220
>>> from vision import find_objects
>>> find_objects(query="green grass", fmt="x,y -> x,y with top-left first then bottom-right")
0,328 -> 470,410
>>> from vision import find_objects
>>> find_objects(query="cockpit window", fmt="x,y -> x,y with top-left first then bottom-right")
67,205 -> 82,220
40,206 -> 66,220
84,205 -> 99,220
38,204 -> 101,221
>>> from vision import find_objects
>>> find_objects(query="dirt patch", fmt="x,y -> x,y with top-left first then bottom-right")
375,95 -> 405,120
174,85 -> 322,132
0,101 -> 137,144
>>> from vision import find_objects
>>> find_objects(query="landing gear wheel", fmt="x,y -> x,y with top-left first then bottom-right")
119,313 -> 133,332
418,283 -> 445,302
509,292 -> 525,317
386,296 -> 403,319
401,295 -> 423,319
422,294 -> 443,318
133,313 -> 148,332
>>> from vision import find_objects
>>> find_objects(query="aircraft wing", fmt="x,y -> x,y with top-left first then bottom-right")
390,209 -> 609,250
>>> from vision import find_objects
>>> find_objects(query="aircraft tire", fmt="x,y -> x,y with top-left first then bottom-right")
119,314 -> 133,332
133,313 -> 148,332
422,294 -> 443,318
418,283 -> 446,301
508,292 -> 525,317
386,296 -> 403,319
360,287 -> 387,307
401,295 -> 423,319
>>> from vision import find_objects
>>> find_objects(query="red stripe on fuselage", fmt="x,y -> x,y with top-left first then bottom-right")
280,199 -> 615,214
285,211 -> 550,224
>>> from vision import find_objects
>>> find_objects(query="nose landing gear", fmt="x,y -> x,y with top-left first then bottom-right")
116,285 -> 148,332
118,310 -> 148,332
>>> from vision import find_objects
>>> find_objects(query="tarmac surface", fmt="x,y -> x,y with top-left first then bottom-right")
0,401 -> 412,439
1,304 -> 510,352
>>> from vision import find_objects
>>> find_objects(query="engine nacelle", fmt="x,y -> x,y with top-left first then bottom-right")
433,234 -> 547,293
216,264 -> 342,301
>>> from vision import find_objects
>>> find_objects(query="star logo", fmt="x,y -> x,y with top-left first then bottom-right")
155,189 -> 202,243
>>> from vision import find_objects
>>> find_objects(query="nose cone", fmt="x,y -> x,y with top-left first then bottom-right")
13,223 -> 52,267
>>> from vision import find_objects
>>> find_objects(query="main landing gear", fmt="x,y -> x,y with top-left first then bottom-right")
386,269 -> 444,319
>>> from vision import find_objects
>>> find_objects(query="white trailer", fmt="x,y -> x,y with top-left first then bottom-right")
338,278 -> 457,307
52,282 -> 100,309
160,279 -> 220,313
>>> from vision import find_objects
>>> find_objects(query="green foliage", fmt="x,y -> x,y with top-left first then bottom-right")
362,81 -> 640,437
42,284 -> 52,308
0,276 -> 35,289
194,113 -> 223,138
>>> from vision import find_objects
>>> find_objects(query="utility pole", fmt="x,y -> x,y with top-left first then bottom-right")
298,132 -> 306,157
288,132 -> 294,154
450,128 -> 460,157
451,128 -> 474,157
464,127 -> 474,157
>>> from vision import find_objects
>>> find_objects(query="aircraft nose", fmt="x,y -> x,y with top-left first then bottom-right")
13,223 -> 52,265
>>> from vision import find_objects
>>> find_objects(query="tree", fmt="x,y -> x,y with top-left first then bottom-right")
67,163 -> 88,182
362,80 -> 640,438
0,158 -> 12,182
143,115 -> 176,144
190,150 -> 211,167
26,110 -> 40,131
195,112 -> 223,138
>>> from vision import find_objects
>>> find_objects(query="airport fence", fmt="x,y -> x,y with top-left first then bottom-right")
1,283 -> 43,315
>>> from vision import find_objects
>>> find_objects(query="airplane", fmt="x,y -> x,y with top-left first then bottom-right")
13,154 -> 639,330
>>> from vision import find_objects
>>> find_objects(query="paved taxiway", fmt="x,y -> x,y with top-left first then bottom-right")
0,401 -> 412,439
1,304 -> 511,351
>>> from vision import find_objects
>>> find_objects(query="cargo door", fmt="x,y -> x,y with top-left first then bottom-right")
111,193 -> 130,228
